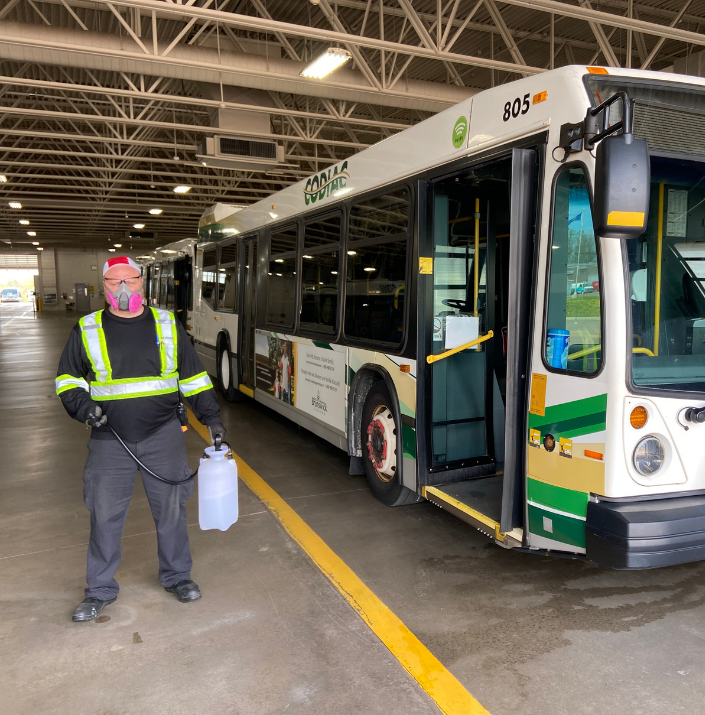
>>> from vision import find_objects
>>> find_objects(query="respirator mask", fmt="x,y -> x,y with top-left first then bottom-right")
106,280 -> 143,313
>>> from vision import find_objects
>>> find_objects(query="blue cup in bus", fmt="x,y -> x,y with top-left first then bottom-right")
546,329 -> 570,369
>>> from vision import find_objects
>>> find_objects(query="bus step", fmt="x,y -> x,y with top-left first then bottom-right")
422,484 -> 522,548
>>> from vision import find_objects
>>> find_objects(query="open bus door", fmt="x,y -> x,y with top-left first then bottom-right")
418,147 -> 540,545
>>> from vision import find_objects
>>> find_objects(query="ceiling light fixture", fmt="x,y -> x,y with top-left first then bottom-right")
9,201 -> 21,209
19,220 -> 29,225
173,185 -> 191,194
0,174 -> 6,182
149,208 -> 163,215
32,241 -> 39,245
364,267 -> 376,272
133,224 -> 145,229
37,246 -> 43,251
108,248 -> 116,252
27,231 -> 36,236
114,243 -> 122,248
300,48 -> 352,79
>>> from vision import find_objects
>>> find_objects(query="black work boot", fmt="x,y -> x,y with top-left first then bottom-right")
165,579 -> 201,603
72,596 -> 117,622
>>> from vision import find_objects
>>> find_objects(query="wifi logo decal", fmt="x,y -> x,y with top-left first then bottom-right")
452,116 -> 468,149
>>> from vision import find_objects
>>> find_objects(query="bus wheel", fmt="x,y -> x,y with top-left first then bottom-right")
361,382 -> 419,507
217,341 -> 241,402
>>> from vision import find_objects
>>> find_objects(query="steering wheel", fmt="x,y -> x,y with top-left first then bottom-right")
442,298 -> 470,310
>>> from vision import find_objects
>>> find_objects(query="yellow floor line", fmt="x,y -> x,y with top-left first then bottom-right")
187,410 -> 490,715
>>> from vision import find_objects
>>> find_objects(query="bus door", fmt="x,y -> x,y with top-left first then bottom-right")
419,148 -> 539,539
239,236 -> 258,392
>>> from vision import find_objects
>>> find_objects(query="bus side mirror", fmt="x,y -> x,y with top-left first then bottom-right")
593,133 -> 650,239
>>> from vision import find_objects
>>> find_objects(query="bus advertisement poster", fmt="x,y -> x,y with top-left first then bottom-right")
255,331 -> 295,406
294,344 -> 346,431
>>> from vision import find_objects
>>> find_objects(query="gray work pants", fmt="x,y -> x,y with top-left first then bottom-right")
82,419 -> 194,600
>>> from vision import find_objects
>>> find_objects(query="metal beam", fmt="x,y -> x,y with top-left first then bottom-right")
577,0 -> 620,67
0,76 -> 412,130
0,22 -> 477,112
78,0 -> 543,75
487,0 -> 705,48
0,105 -> 371,150
483,0 -> 528,70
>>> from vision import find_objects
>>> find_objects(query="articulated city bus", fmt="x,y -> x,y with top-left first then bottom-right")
149,65 -> 705,569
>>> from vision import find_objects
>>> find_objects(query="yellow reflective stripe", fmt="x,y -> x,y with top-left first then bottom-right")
90,376 -> 179,399
79,310 -> 111,382
95,310 -> 112,381
151,307 -> 167,376
150,307 -> 178,378
170,319 -> 178,374
180,383 -> 212,397
607,210 -> 645,227
79,314 -> 99,380
91,373 -> 178,387
178,370 -> 209,385
93,387 -> 179,401
179,371 -> 213,396
55,374 -> 89,395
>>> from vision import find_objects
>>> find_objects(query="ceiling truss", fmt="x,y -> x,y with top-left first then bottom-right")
0,0 -> 701,248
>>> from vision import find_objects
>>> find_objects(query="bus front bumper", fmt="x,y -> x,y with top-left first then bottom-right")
585,494 -> 705,569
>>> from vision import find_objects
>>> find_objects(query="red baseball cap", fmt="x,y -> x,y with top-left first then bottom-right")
103,256 -> 140,277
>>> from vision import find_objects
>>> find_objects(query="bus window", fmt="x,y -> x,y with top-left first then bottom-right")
300,214 -> 341,334
201,247 -> 218,309
267,226 -> 297,327
345,188 -> 409,345
629,156 -> 705,393
545,165 -> 602,374
218,241 -> 238,311
163,262 -> 174,311
150,264 -> 160,306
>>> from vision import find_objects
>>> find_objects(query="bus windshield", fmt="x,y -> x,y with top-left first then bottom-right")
628,155 -> 705,393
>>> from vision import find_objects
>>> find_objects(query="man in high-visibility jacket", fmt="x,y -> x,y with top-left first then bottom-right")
56,256 -> 225,622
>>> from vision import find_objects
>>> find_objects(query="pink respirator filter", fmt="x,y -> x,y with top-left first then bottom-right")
106,291 -> 143,313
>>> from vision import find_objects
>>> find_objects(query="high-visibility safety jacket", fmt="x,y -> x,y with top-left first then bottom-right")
55,307 -> 212,401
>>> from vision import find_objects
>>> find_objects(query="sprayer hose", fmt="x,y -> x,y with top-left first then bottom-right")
106,423 -> 198,485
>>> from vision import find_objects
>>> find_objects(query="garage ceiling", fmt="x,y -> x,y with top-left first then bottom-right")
0,0 -> 702,250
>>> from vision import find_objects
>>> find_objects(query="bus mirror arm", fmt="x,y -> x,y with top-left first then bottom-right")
558,91 -> 633,156
426,331 -> 494,364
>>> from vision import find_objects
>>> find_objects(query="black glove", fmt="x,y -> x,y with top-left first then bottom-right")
86,405 -> 108,429
207,420 -> 226,446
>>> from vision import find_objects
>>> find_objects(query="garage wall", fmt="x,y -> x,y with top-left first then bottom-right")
47,248 -> 145,312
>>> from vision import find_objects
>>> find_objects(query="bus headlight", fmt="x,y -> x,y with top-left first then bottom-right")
633,436 -> 665,476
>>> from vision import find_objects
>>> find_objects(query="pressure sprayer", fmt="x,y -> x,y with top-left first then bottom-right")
98,404 -> 239,532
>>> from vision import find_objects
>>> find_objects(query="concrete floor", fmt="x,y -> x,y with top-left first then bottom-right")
3,303 -> 705,715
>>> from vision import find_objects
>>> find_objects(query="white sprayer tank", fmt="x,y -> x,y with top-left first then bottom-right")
198,445 -> 238,531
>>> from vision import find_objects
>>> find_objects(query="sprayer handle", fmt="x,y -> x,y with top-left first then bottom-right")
214,434 -> 222,451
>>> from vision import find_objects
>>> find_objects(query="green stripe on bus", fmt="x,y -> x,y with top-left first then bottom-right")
529,412 -> 606,441
529,394 -> 607,430
528,504 -> 585,548
528,394 -> 606,440
312,341 -> 333,350
402,423 -> 416,459
527,478 -> 588,517
348,366 -> 356,387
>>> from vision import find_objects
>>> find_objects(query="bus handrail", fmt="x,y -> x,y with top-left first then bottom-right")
426,331 -> 494,364
568,344 -> 656,360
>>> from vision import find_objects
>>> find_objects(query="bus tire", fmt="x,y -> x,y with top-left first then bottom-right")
361,382 -> 419,507
217,340 -> 241,402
